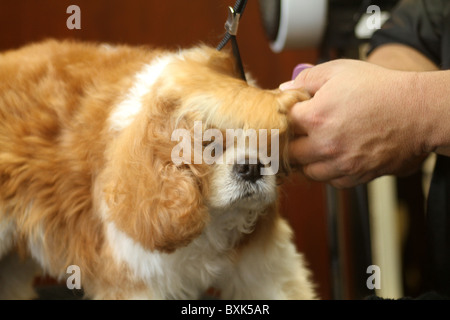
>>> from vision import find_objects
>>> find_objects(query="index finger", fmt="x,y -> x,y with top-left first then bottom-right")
288,99 -> 314,136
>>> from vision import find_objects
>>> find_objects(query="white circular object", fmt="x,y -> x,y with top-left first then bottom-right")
270,0 -> 328,52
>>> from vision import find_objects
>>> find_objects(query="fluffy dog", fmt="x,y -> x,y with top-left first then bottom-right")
0,40 -> 316,299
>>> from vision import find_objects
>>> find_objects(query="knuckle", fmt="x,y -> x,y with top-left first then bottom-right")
323,141 -> 339,158
340,157 -> 360,176
306,109 -> 323,131
302,164 -> 321,181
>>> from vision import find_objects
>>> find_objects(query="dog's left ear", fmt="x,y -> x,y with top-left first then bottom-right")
99,97 -> 210,253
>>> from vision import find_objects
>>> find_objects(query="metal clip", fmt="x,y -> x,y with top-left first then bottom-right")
225,6 -> 241,36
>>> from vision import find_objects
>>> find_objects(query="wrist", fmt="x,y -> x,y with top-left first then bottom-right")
385,71 -> 432,156
413,71 -> 450,156
406,72 -> 433,154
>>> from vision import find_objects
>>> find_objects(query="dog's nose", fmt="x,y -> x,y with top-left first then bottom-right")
233,162 -> 263,182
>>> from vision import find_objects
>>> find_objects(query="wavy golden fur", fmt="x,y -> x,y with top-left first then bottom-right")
0,39 -> 315,299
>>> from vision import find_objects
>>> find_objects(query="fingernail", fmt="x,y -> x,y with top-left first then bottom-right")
279,80 -> 296,91
292,64 -> 313,80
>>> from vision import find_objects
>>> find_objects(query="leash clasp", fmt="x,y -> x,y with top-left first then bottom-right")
225,6 -> 241,36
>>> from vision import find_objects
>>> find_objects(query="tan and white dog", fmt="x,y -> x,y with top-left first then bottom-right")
0,40 -> 316,299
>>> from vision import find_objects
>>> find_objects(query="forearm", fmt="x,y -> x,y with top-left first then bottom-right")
367,44 -> 439,71
368,44 -> 450,156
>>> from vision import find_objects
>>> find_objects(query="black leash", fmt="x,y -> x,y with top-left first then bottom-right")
217,0 -> 248,81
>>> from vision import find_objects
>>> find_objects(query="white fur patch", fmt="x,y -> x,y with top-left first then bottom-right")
105,219 -> 231,299
100,43 -> 117,52
105,222 -> 164,287
27,225 -> 50,273
103,200 -> 272,299
0,219 -> 15,259
108,54 -> 176,132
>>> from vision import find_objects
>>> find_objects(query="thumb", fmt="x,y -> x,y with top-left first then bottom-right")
280,63 -> 331,96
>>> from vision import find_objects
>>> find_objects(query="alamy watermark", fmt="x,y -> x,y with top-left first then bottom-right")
66,5 -> 81,30
366,265 -> 381,290
65,263 -> 382,293
171,121 -> 281,176
66,265 -> 81,289
366,5 -> 383,30
64,4 -> 385,33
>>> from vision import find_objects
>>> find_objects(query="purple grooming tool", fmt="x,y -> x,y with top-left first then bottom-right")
292,64 -> 313,80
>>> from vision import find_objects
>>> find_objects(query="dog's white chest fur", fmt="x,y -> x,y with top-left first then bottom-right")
105,205 -> 261,299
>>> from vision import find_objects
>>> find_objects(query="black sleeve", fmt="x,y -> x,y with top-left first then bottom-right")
368,0 -> 446,67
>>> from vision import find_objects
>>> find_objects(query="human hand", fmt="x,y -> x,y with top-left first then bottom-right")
280,59 -> 430,188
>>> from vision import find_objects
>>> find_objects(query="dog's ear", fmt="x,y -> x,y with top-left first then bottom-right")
100,96 -> 210,253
